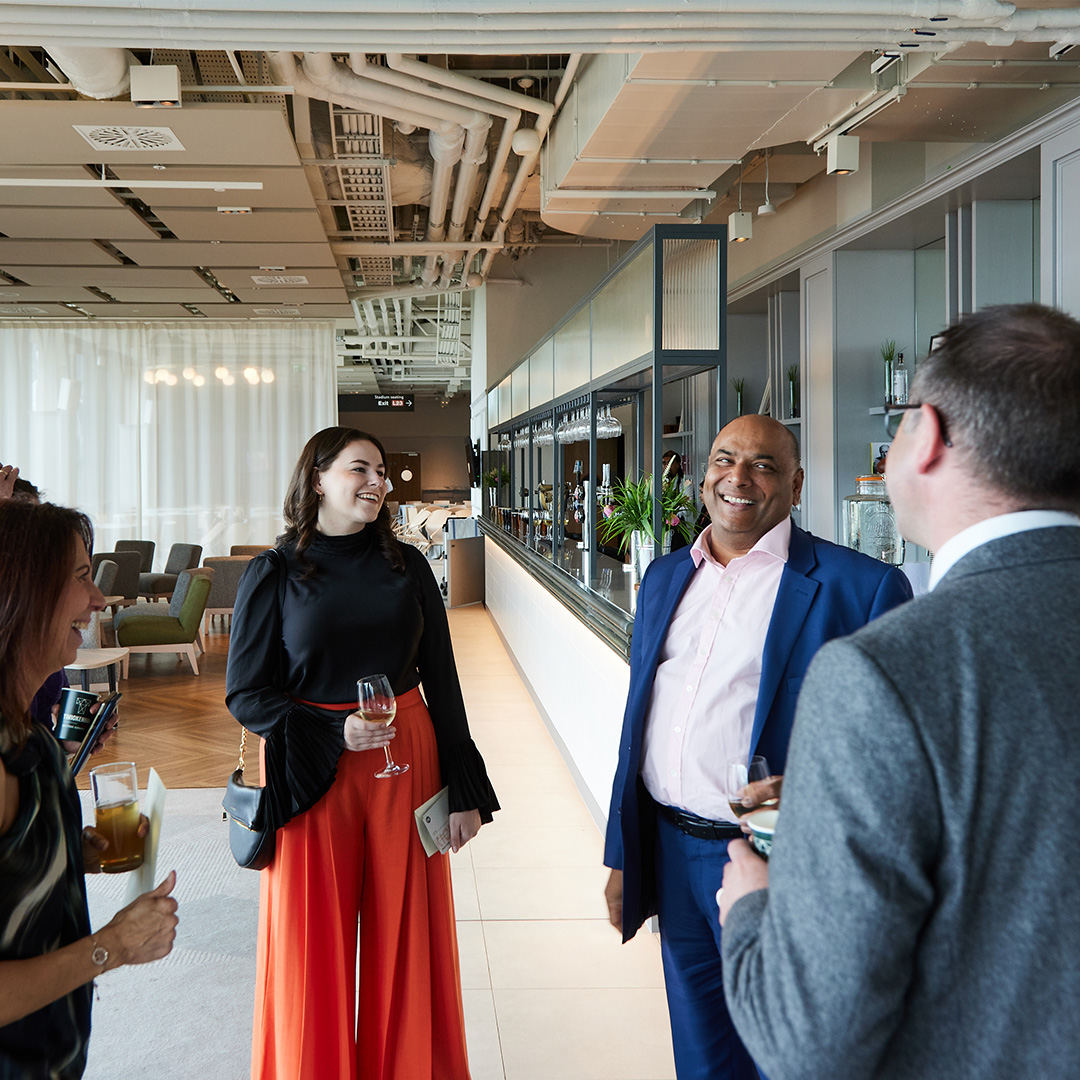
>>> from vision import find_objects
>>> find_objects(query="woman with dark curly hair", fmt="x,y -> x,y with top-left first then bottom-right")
226,426 -> 498,1080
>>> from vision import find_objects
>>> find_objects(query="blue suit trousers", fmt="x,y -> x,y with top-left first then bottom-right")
655,813 -> 764,1080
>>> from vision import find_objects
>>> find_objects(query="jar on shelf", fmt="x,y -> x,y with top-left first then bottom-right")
842,476 -> 905,565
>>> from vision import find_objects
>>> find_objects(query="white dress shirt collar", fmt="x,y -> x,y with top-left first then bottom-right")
928,510 -> 1080,590
691,514 -> 792,570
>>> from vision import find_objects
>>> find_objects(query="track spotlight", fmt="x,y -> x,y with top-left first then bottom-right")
728,211 -> 753,242
826,134 -> 860,175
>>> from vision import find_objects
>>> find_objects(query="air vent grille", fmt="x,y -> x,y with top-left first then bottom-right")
73,125 -> 186,151
251,275 -> 309,286
253,307 -> 301,316
0,305 -> 48,315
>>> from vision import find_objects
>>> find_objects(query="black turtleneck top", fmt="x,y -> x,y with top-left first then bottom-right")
225,529 -> 498,829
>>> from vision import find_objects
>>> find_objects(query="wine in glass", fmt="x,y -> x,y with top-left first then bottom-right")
357,674 -> 409,779
727,755 -> 771,817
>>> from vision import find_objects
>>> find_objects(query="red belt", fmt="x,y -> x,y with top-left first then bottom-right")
293,686 -> 423,712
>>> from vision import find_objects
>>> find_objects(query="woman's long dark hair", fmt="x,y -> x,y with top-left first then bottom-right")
279,427 -> 405,573
0,501 -> 94,747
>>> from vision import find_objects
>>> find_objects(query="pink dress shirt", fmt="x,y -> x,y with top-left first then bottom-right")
640,516 -> 791,822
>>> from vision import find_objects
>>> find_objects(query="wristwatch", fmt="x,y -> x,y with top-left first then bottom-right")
90,937 -> 108,968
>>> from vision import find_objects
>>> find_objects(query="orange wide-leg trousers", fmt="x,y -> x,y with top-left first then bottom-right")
250,687 -> 471,1080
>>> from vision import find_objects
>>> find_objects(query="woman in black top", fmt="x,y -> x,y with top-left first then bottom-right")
227,427 -> 497,1080
0,501 -> 178,1080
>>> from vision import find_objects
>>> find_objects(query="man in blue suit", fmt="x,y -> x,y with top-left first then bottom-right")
603,415 -> 911,1080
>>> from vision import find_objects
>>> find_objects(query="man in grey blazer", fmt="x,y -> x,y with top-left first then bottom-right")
718,302 -> 1080,1080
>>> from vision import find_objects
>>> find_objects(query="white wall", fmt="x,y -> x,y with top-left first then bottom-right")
1042,117 -> 1080,315
484,539 -> 630,826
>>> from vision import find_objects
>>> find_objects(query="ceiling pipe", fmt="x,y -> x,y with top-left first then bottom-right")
481,53 -> 582,277
301,51 -> 490,286
383,54 -> 558,255
349,53 -> 499,287
44,46 -> 138,99
269,51 -> 469,287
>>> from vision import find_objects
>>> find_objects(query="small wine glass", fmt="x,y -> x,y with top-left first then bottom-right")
357,674 -> 409,779
726,754 -> 771,818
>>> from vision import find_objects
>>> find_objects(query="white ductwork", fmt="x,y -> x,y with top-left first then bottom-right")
481,54 -> 582,277
350,53 -> 508,286
44,46 -> 138,99
383,53 -> 561,282
271,51 -> 469,286
297,51 -> 493,286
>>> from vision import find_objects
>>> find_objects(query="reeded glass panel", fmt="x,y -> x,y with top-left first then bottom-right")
661,238 -> 720,351
592,250 -> 652,378
553,306 -> 592,398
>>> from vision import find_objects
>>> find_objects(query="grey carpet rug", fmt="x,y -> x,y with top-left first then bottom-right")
80,788 -> 259,1080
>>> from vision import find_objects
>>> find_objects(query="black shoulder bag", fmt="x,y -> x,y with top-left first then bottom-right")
222,548 -> 286,870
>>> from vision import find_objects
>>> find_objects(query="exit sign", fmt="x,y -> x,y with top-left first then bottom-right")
342,393 -> 415,412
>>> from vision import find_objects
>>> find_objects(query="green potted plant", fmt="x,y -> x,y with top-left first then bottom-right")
597,462 -> 695,578
482,465 -> 510,502
731,377 -> 745,417
880,340 -> 897,404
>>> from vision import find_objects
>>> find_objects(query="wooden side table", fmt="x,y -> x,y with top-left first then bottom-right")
65,647 -> 130,694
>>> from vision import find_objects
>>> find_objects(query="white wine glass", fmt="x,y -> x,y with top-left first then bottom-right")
726,754 -> 771,817
357,674 -> 409,779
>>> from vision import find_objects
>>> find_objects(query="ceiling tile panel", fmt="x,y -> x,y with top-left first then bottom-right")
0,240 -> 123,265
210,267 -> 345,291
0,101 -> 301,167
0,286 -> 101,303
104,288 -> 226,303
0,303 -> 92,318
3,266 -> 212,289
0,206 -> 159,240
154,208 -> 327,242
76,304 -> 202,318
0,167 -> 127,208
112,241 -> 338,267
109,165 -> 318,208
231,287 -> 349,303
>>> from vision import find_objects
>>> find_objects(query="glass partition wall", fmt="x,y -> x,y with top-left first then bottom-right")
484,224 -> 726,623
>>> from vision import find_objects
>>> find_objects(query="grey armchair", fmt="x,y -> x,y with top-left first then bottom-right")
93,558 -> 119,596
202,555 -> 254,633
115,540 -> 155,574
92,550 -> 141,607
230,544 -> 272,556
139,543 -> 202,601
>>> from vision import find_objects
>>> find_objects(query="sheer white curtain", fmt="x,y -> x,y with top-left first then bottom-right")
0,320 -> 336,558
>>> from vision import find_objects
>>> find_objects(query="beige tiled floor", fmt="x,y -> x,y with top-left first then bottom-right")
448,605 -> 676,1080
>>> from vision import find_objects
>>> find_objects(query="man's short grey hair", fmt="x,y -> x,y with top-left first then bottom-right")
911,303 -> 1080,508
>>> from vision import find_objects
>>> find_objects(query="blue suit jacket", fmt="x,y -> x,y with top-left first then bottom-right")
603,524 -> 913,941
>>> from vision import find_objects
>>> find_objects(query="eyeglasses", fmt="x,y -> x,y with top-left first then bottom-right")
882,402 -> 953,447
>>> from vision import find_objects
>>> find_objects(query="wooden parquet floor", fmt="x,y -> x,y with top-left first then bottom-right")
73,616 -> 257,791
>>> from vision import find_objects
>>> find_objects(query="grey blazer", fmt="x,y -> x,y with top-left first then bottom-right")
722,526 -> 1080,1080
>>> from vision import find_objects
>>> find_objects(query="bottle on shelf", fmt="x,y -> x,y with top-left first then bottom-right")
892,352 -> 909,405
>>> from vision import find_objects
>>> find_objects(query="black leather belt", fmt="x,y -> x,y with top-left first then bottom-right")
658,803 -> 744,841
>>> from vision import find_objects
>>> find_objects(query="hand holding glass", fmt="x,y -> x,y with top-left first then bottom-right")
89,761 -> 145,873
727,755 -> 772,818
357,674 -> 409,779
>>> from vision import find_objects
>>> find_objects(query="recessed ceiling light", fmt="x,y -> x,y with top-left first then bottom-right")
153,164 -> 166,171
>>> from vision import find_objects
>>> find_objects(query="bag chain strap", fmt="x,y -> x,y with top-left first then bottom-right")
237,728 -> 247,774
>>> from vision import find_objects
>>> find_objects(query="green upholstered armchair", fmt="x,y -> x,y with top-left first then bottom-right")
115,568 -> 213,675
